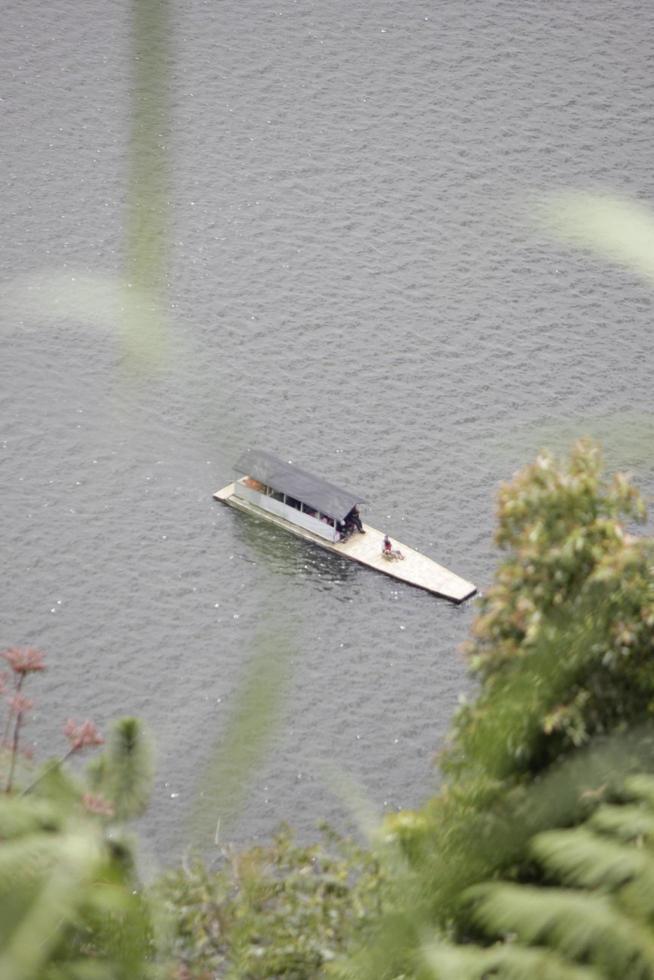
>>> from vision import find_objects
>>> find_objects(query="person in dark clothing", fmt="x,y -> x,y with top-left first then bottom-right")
348,506 -> 365,534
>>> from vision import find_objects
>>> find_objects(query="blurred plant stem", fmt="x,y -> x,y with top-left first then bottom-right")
542,191 -> 654,285
191,625 -> 294,846
122,0 -> 172,370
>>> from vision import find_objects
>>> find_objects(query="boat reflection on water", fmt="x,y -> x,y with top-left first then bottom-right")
227,505 -> 358,589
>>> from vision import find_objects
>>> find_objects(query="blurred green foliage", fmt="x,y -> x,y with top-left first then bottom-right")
156,824 -> 384,979
333,440 -> 654,979
122,0 -> 171,370
542,192 -> 654,286
191,625 -> 294,845
424,772 -> 654,979
449,438 -> 651,778
0,717 -> 155,980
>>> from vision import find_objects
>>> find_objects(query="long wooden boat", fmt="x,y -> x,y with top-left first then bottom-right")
213,450 -> 476,604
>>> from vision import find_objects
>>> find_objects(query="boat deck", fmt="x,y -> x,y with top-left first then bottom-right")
214,482 -> 476,604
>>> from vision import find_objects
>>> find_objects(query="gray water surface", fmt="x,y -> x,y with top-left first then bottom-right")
2,0 -> 653,862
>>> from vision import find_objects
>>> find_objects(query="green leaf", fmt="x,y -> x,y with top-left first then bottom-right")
591,803 -> 654,843
624,775 -> 654,806
468,882 -> 654,976
0,796 -> 62,838
541,192 -> 654,285
0,830 -> 104,980
532,826 -> 654,892
423,938 -> 601,980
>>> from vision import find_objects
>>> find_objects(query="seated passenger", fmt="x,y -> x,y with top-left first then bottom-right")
383,534 -> 404,560
347,506 -> 365,534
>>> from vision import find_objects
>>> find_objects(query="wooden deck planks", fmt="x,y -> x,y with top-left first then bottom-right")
213,483 -> 476,603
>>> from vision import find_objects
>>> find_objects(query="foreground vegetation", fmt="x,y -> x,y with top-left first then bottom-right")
2,440 -> 653,978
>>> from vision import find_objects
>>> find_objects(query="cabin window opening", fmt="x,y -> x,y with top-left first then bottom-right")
304,505 -> 317,518
286,495 -> 301,511
270,488 -> 284,502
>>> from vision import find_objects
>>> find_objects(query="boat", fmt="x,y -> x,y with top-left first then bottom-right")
213,450 -> 476,603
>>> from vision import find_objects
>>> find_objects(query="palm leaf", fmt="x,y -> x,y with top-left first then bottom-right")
423,938 -> 601,980
468,882 -> 654,977
591,803 -> 654,843
532,827 -> 654,892
420,723 -> 654,926
624,775 -> 654,806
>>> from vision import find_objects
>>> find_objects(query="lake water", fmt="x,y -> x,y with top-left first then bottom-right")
2,0 -> 653,863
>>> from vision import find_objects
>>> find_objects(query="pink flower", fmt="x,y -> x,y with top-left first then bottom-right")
63,719 -> 104,752
2,648 -> 46,675
8,693 -> 32,714
82,792 -> 114,817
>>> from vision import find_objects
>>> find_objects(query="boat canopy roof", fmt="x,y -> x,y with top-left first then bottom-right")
234,449 -> 366,521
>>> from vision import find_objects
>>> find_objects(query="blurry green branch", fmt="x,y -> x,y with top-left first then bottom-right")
191,626 -> 294,844
0,0 -> 173,374
542,191 -> 654,285
122,0 -> 172,370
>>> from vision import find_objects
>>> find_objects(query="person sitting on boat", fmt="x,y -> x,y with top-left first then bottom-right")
383,534 -> 404,560
347,506 -> 365,534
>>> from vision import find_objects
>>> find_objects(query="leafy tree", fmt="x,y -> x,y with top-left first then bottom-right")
337,441 -> 654,979
446,438 -> 652,782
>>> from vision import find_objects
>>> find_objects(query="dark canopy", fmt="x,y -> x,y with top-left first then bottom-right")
234,449 -> 366,521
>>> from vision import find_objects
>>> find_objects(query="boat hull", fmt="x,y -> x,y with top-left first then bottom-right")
214,482 -> 476,604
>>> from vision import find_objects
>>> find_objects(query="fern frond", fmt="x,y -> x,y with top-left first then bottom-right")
591,803 -> 654,842
468,882 -> 654,976
624,775 -> 654,806
532,827 -> 654,891
423,938 -> 601,980
423,726 -> 654,925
